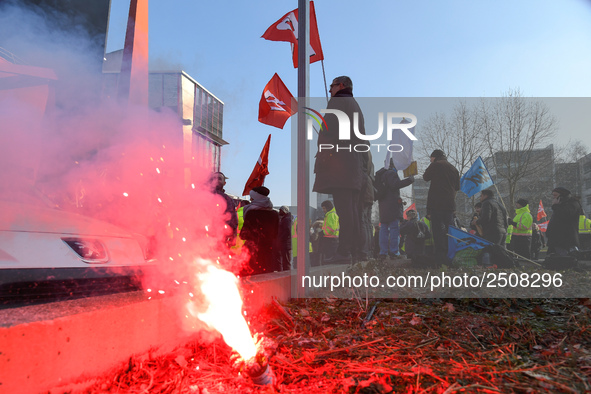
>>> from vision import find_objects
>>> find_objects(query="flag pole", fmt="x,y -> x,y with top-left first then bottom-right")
321,60 -> 329,104
492,183 -> 509,213
296,0 -> 310,298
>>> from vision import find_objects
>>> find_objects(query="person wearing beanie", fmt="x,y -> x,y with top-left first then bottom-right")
240,185 -> 279,274
422,149 -> 460,262
547,186 -> 584,255
510,198 -> 533,259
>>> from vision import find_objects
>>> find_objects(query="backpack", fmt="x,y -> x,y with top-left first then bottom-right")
374,168 -> 388,201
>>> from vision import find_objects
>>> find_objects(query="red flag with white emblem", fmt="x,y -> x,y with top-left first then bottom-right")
261,1 -> 324,68
258,73 -> 297,129
242,134 -> 271,196
537,199 -> 547,222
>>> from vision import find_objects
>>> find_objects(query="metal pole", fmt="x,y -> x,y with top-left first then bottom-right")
296,0 -> 310,298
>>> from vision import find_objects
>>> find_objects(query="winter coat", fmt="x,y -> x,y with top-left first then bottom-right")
241,208 -> 280,274
322,207 -> 339,238
313,87 -> 368,194
400,218 -> 430,257
422,158 -> 460,212
378,168 -> 413,223
547,196 -> 583,250
476,197 -> 508,238
512,205 -> 533,236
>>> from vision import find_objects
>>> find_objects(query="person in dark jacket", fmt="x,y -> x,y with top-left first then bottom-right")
313,76 -> 368,264
546,187 -> 584,256
474,189 -> 508,245
400,209 -> 431,262
422,150 -> 460,260
276,206 -> 292,271
240,186 -> 279,275
210,171 -> 238,247
378,160 -> 414,259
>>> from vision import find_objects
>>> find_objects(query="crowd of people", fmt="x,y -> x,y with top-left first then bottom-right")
210,75 -> 591,274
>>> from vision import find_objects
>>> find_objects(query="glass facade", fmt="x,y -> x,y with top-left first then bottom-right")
194,85 -> 223,138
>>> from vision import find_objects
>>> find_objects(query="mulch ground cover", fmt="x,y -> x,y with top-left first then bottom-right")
82,297 -> 591,393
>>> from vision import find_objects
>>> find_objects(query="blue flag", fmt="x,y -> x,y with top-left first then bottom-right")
460,156 -> 494,197
447,226 -> 492,260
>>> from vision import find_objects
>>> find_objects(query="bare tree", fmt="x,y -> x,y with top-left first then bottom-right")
417,100 -> 488,222
480,89 -> 557,210
555,139 -> 589,164
418,101 -> 487,177
554,139 -> 589,198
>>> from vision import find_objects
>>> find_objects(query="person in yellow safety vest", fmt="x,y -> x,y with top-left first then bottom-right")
419,214 -> 434,255
579,214 -> 591,250
505,224 -> 514,251
510,198 -> 533,259
291,216 -> 312,268
320,200 -> 339,263
231,202 -> 248,252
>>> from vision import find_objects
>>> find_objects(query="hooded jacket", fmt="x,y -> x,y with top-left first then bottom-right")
512,205 -> 533,236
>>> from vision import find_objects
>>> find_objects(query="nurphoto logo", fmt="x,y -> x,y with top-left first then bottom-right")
304,108 -> 417,153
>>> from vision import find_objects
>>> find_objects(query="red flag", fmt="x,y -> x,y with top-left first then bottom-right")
537,199 -> 547,222
403,203 -> 417,220
261,1 -> 324,68
258,73 -> 297,129
242,135 -> 271,196
539,221 -> 549,232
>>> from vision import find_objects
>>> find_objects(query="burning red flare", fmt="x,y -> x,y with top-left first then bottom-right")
188,261 -> 256,361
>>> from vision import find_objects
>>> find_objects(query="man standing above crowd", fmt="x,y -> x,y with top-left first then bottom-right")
510,198 -> 533,259
422,150 -> 460,261
473,189 -> 508,245
313,76 -> 368,264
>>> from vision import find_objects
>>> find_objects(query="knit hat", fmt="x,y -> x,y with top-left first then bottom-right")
430,149 -> 445,160
251,186 -> 270,196
552,187 -> 571,197
516,198 -> 528,207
